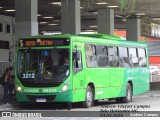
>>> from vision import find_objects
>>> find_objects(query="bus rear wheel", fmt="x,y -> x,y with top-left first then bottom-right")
82,86 -> 94,108
122,83 -> 132,103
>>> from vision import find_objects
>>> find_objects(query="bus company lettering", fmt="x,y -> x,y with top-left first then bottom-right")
24,88 -> 57,93
24,89 -> 39,93
39,40 -> 53,46
96,91 -> 104,95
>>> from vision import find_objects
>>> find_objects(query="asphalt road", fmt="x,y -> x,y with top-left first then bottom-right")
10,93 -> 160,111
15,97 -> 159,111
0,91 -> 160,120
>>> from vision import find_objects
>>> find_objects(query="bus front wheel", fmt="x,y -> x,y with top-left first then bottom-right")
122,83 -> 132,103
82,86 -> 94,108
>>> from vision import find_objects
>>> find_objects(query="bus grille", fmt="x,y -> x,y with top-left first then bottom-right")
27,95 -> 56,102
21,82 -> 61,87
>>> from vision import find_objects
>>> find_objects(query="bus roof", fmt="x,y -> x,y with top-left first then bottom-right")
78,34 -> 122,40
19,34 -> 147,47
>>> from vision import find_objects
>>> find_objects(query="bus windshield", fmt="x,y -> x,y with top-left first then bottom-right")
17,48 -> 70,87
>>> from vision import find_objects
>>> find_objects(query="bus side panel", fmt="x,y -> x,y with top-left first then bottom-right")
115,68 -> 128,97
72,41 -> 86,102
115,67 -> 141,98
132,68 -> 149,95
70,89 -> 86,102
130,68 -> 140,95
84,68 -> 110,100
139,67 -> 150,93
72,69 -> 86,102
111,68 -> 129,98
120,68 -> 139,97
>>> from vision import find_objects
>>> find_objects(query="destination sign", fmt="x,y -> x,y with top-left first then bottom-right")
19,38 -> 70,47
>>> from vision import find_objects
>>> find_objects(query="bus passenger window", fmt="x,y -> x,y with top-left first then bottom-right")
129,48 -> 139,67
89,55 -> 97,68
119,47 -> 130,68
85,44 -> 97,68
108,46 -> 119,67
138,48 -> 147,67
96,45 -> 108,67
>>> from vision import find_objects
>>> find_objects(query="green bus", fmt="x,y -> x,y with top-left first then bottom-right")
15,34 -> 150,108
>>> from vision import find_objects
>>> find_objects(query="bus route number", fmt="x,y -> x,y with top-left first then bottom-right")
23,73 -> 35,79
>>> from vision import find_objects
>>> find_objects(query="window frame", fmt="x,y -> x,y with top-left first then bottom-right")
96,45 -> 109,68
129,47 -> 139,68
108,46 -> 119,68
138,48 -> 147,68
118,46 -> 131,68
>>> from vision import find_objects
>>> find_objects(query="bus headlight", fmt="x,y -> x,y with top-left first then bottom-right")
60,82 -> 70,93
16,85 -> 22,92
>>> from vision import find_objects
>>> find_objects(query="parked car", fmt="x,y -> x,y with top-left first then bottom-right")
149,65 -> 160,75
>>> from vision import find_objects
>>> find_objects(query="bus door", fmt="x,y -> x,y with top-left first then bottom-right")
108,46 -> 121,98
72,42 -> 85,102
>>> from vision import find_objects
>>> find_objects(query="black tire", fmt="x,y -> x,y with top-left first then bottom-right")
122,83 -> 132,103
82,86 -> 94,108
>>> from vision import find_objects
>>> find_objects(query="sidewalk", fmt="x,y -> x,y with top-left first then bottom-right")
0,105 -> 14,110
0,95 -> 16,110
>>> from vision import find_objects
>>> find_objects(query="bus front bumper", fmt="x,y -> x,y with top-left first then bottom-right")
16,89 -> 73,103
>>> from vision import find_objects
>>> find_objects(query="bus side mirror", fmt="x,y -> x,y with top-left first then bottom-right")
73,51 -> 82,74
73,52 -> 80,61
76,52 -> 80,60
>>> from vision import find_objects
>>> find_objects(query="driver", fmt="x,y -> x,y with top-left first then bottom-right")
55,56 -> 69,75
64,56 -> 69,65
